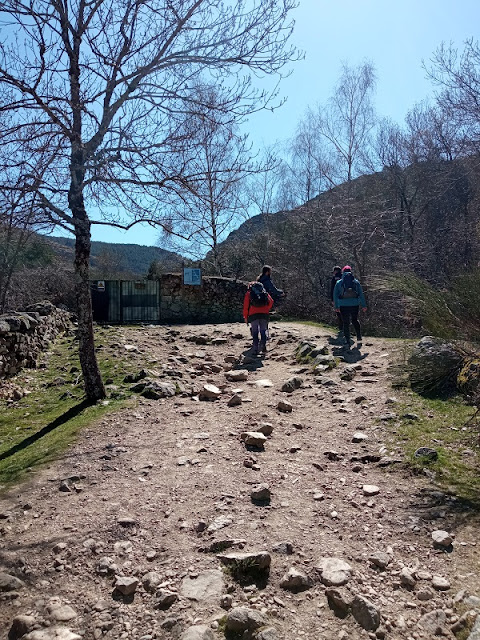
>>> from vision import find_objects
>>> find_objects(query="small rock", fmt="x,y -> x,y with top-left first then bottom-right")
316,557 -> 352,586
24,632 -> 81,640
350,594 -> 381,631
368,552 -> 391,570
253,379 -> 273,388
96,556 -> 116,576
117,515 -> 136,527
400,567 -> 416,588
272,541 -> 293,555
362,484 -> 380,496
226,607 -> 266,634
199,384 -> 221,400
59,480 -> 72,493
354,395 -> 367,404
277,400 -> 293,413
155,589 -> 178,610
352,432 -> 368,443
8,615 -> 36,640
180,570 -> 224,601
221,594 -> 233,609
46,603 -> 77,622
432,575 -> 450,591
416,587 -> 434,601
218,551 -> 271,577
142,572 -> 162,593
251,484 -> 271,503
415,447 -> 438,461
418,609 -> 447,636
180,625 -> 214,640
432,530 -> 453,548
228,394 -> 242,407
281,376 -> 303,393
114,576 -> 139,596
326,587 -> 353,617
280,567 -> 312,592
0,573 -> 24,592
241,431 -> 267,449
257,422 -> 274,436
226,370 -> 249,382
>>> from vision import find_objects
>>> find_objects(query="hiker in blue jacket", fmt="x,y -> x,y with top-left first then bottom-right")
257,265 -> 284,305
333,265 -> 367,348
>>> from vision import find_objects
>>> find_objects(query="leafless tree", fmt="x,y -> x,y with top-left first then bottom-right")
426,39 -> 480,153
316,61 -> 377,184
158,84 -> 256,275
0,0 -> 299,400
0,166 -> 54,312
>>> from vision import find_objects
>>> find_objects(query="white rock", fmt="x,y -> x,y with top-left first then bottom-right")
352,432 -> 368,443
241,431 -> 267,448
226,370 -> 249,382
180,570 -> 225,601
199,384 -> 221,400
362,484 -> 380,496
431,530 -> 453,547
316,557 -> 352,586
432,575 -> 451,591
24,630 -> 82,640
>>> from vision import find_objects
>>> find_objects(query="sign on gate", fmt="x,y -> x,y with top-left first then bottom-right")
183,267 -> 202,286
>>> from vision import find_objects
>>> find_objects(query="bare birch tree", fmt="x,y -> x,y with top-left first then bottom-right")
0,0 -> 299,400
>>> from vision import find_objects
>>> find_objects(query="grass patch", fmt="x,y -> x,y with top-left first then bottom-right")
0,326 -> 139,489
382,271 -> 480,342
275,317 -> 335,332
390,391 -> 480,503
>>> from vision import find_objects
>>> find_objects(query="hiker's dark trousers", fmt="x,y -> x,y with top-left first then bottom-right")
251,318 -> 268,351
340,306 -> 361,343
335,310 -> 343,331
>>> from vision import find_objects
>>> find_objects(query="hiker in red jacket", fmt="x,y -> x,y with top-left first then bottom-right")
243,281 -> 274,355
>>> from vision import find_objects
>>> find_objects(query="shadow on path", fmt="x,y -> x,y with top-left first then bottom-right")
0,399 -> 91,462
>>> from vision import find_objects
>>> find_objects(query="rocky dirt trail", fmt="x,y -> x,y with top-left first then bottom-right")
0,322 -> 479,640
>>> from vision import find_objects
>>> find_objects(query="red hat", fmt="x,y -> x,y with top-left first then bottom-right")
342,265 -> 352,273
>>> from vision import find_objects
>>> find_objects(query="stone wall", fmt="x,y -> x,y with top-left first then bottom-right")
159,274 -> 248,324
0,301 -> 71,378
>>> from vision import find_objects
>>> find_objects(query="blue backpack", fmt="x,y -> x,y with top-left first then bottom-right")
340,272 -> 359,299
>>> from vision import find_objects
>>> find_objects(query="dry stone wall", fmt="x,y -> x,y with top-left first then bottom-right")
159,274 -> 247,324
0,301 -> 71,378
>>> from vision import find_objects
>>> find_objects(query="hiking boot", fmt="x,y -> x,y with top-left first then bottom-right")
260,343 -> 267,354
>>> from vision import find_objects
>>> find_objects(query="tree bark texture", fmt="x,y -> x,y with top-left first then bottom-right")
73,215 -> 106,402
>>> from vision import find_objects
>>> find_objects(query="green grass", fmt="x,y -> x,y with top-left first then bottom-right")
382,271 -> 480,342
276,317 -> 335,331
0,327 -> 139,489
390,391 -> 480,503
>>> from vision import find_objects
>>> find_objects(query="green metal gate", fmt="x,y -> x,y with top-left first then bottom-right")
91,280 -> 160,324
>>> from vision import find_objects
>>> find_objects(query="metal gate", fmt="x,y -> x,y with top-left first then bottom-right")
91,280 -> 160,324
120,280 -> 160,323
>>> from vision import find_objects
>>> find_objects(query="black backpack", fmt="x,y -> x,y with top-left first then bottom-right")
340,272 -> 359,299
249,282 -> 269,307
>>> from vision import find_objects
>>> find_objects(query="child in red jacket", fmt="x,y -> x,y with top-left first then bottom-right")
243,282 -> 274,355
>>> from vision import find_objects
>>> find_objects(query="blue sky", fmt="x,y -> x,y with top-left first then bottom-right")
89,0 -> 479,246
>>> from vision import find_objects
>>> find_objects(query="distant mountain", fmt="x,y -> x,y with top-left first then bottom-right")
47,236 -> 183,277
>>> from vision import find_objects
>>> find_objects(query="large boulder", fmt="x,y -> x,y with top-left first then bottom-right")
408,336 -> 464,395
